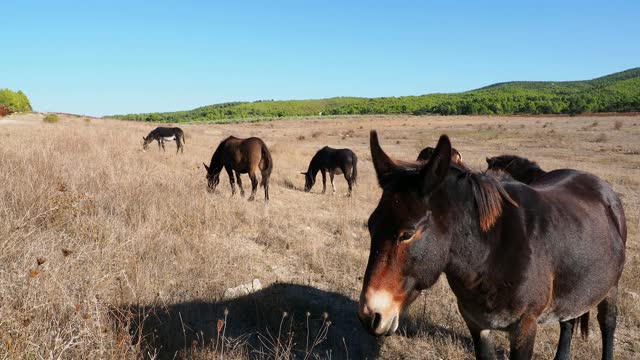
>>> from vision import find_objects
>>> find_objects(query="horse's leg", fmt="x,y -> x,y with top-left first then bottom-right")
508,315 -> 538,360
553,318 -> 576,360
329,170 -> 336,194
161,140 -> 166,152
157,139 -> 161,151
235,171 -> 245,197
321,170 -> 327,194
176,137 -> 181,154
460,310 -> 495,360
597,288 -> 618,360
262,171 -> 269,202
225,167 -> 236,196
248,172 -> 258,201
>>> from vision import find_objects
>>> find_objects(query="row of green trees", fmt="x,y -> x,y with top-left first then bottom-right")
109,67 -> 640,122
0,89 -> 32,113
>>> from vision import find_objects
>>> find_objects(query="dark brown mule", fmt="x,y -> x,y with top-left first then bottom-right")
358,131 -> 626,360
486,155 -> 546,184
417,145 -> 463,165
302,146 -> 358,196
203,136 -> 273,202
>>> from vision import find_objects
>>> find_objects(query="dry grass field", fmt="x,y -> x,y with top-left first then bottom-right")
1,112 -> 639,359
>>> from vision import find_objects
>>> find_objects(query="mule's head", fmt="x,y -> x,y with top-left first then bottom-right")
358,131 -> 454,336
301,171 -> 315,192
203,163 -> 220,192
142,136 -> 152,151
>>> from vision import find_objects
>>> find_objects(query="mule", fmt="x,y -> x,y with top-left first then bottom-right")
417,145 -> 462,164
203,136 -> 272,202
143,127 -> 185,154
358,131 -> 626,360
302,146 -> 358,195
486,155 -> 546,184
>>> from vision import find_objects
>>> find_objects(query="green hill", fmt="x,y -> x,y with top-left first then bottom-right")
109,68 -> 640,123
0,89 -> 32,114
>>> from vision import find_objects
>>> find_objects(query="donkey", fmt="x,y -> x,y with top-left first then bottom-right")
358,131 -> 626,360
203,136 -> 272,202
143,127 -> 185,154
486,155 -> 546,184
301,146 -> 358,196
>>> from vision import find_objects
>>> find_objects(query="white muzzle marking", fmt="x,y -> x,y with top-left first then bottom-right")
365,289 -> 401,335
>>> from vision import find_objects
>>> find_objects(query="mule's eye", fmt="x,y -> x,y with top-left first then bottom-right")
399,231 -> 414,241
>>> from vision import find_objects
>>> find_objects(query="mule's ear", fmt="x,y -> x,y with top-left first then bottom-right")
486,157 -> 491,164
142,136 -> 146,141
300,172 -> 307,175
370,130 -> 395,184
203,162 -> 209,172
419,135 -> 452,194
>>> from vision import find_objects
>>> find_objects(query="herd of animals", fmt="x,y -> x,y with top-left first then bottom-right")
142,126 -> 626,360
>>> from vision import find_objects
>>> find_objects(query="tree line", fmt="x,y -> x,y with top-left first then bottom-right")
102,67 -> 636,122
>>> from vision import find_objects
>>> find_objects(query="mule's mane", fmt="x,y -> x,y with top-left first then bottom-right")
378,161 -> 517,233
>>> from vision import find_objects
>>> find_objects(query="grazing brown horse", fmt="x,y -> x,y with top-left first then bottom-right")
203,136 -> 272,202
358,131 -> 626,360
486,155 -> 546,184
302,146 -> 358,195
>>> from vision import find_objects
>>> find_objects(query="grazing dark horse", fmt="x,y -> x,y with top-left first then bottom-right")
302,146 -> 358,195
143,127 -> 185,154
203,136 -> 272,202
486,155 -> 546,184
358,131 -> 626,360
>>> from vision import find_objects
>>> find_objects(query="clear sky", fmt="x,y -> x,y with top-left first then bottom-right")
2,0 -> 638,116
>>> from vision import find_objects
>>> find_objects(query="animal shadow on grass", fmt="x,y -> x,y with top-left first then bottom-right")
113,283 -> 381,359
400,313 -> 504,359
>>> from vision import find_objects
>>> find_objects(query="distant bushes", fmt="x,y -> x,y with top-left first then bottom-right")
0,104 -> 12,117
43,114 -> 59,123
0,89 -> 32,113
110,68 -> 640,122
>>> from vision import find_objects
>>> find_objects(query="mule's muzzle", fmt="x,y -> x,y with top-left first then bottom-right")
357,301 -> 399,337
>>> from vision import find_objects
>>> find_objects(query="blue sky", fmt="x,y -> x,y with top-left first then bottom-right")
2,0 -> 638,116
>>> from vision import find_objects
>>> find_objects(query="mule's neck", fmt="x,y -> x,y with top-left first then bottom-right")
433,176 -> 495,290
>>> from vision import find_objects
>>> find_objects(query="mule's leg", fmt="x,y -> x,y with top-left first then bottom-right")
460,310 -> 495,360
161,140 -> 166,152
263,175 -> 270,202
225,167 -> 236,196
176,138 -> 181,154
553,318 -> 576,360
157,139 -> 162,151
508,315 -> 538,360
344,167 -> 353,196
597,288 -> 618,360
248,172 -> 258,201
321,170 -> 327,194
329,170 -> 336,193
235,171 -> 245,197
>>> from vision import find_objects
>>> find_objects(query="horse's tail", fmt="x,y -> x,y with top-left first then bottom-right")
181,132 -> 186,145
575,312 -> 590,339
351,153 -> 358,185
260,143 -> 273,187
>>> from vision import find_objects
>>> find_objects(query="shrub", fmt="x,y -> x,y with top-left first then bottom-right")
43,114 -> 59,123
0,104 -> 13,117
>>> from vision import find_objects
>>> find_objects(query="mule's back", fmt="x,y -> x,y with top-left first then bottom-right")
499,169 -> 625,322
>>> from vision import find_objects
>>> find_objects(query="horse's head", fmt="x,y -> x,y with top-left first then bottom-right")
358,131 -> 455,337
203,163 -> 220,192
142,136 -> 152,151
301,171 -> 315,192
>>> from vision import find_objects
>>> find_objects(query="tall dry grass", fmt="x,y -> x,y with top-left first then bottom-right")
0,113 -> 638,359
